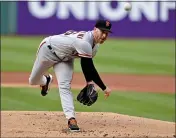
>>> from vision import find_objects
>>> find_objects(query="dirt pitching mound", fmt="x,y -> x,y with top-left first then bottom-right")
1,111 -> 175,138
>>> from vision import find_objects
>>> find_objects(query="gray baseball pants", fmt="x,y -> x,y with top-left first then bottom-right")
29,39 -> 75,119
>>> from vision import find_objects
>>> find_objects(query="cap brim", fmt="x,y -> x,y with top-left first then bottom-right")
98,28 -> 112,33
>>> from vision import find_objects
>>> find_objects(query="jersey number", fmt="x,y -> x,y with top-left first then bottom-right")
64,30 -> 85,39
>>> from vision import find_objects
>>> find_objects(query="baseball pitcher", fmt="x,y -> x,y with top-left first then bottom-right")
29,19 -> 112,132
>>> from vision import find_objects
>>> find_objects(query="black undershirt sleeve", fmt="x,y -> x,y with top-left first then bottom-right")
80,57 -> 106,91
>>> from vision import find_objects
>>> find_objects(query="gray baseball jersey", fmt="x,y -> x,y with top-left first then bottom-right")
44,30 -> 99,61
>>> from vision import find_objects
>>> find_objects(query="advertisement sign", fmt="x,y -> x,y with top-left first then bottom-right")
17,1 -> 175,38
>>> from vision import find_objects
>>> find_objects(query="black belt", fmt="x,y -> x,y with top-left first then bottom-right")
47,45 -> 65,61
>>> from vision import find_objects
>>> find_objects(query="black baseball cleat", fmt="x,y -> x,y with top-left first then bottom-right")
40,74 -> 53,96
68,117 -> 80,132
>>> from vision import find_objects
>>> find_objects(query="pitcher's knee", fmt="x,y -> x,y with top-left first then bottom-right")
29,77 -> 38,85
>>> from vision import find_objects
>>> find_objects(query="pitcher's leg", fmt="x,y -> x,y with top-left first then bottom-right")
53,60 -> 75,119
29,43 -> 55,86
29,58 -> 49,85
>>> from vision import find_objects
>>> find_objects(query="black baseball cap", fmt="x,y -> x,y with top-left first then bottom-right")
95,19 -> 112,33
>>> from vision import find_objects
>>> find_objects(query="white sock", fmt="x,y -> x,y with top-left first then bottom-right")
39,75 -> 47,86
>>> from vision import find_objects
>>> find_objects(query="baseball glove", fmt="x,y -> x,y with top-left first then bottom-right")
77,84 -> 98,106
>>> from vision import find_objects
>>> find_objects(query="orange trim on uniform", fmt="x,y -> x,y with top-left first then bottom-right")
36,41 -> 46,56
40,41 -> 46,47
78,53 -> 92,58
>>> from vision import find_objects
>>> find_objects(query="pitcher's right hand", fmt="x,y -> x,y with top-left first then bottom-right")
104,87 -> 111,99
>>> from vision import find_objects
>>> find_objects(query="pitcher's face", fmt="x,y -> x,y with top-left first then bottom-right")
93,27 -> 109,44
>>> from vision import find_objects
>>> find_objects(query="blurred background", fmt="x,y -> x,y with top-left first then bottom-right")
1,1 -> 175,122
1,1 -> 175,74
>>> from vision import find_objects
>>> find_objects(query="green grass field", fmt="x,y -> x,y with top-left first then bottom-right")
1,36 -> 175,75
1,36 -> 175,123
1,87 -> 175,122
